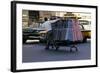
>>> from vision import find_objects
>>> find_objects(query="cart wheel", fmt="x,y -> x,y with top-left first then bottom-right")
70,46 -> 78,52
51,45 -> 54,49
53,41 -> 59,50
51,43 -> 54,49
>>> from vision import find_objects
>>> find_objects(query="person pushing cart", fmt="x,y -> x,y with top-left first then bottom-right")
42,16 -> 83,52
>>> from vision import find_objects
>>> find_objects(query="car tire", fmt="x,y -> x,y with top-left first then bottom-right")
83,38 -> 87,43
23,39 -> 27,43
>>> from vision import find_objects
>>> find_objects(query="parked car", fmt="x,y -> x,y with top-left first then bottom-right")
80,24 -> 91,42
79,20 -> 91,42
23,27 -> 46,43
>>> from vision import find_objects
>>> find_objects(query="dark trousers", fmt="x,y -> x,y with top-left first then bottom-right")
45,30 -> 53,49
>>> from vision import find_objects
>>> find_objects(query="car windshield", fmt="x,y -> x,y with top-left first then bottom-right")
79,20 -> 91,30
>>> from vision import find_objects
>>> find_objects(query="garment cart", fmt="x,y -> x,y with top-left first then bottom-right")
45,18 -> 83,52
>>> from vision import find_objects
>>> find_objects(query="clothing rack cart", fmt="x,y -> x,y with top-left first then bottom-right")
45,18 -> 83,52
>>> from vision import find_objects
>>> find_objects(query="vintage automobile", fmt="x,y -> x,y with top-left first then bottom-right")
23,27 -> 46,43
79,20 -> 91,42
80,25 -> 91,42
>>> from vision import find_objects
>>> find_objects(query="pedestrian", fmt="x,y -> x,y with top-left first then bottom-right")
41,17 -> 59,50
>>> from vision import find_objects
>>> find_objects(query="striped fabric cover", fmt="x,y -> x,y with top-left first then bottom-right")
52,19 -> 83,42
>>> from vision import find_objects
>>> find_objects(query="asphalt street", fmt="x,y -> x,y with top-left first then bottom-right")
22,40 -> 91,63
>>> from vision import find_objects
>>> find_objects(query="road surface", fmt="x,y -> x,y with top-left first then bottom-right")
22,40 -> 91,63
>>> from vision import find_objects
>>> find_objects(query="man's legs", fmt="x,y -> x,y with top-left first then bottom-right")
45,31 -> 52,50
